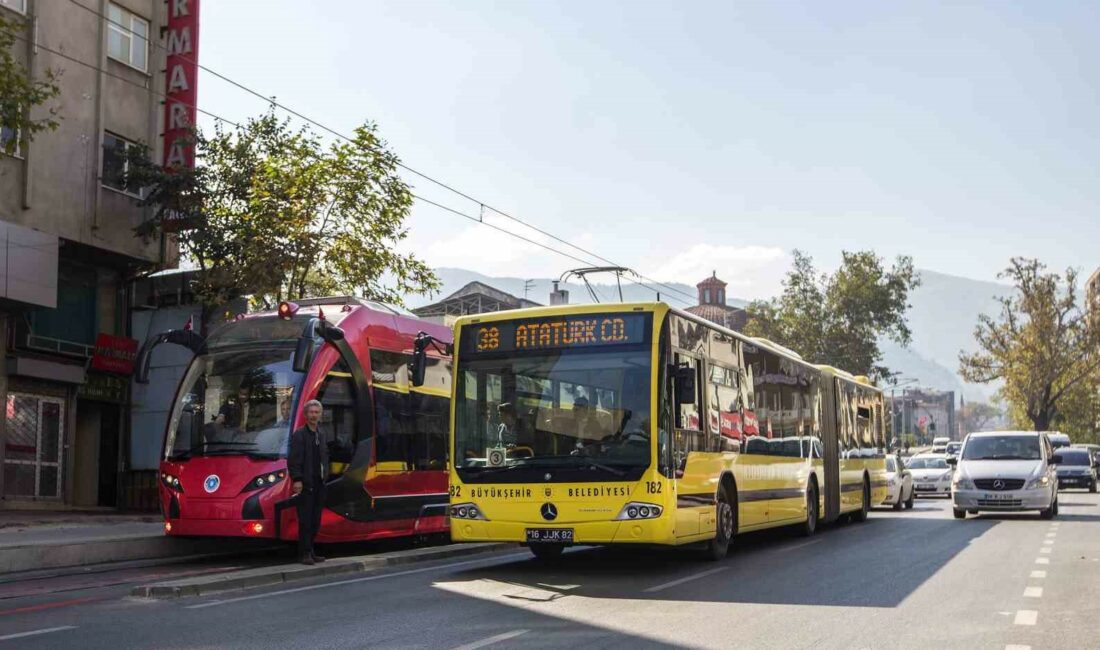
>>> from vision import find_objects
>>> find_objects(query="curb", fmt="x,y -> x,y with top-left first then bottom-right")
131,542 -> 517,599
0,535 -> 276,575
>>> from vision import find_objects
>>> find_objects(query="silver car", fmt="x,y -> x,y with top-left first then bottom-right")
948,431 -> 1060,519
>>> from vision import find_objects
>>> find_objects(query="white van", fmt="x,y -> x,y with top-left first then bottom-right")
948,431 -> 1061,519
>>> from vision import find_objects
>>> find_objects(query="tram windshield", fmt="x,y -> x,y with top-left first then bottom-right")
164,346 -> 304,460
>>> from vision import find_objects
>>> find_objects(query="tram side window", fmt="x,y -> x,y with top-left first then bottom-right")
371,350 -> 448,471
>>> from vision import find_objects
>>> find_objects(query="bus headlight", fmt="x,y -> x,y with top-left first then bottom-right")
450,502 -> 488,521
241,470 -> 287,493
616,502 -> 663,520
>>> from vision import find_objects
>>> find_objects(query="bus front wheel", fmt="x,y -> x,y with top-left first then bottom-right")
529,543 -> 565,562
704,488 -> 734,561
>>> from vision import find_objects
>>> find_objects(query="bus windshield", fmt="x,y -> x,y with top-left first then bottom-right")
164,346 -> 304,460
453,348 -> 652,481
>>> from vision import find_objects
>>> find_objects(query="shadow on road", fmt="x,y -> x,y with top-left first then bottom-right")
441,511 -> 999,609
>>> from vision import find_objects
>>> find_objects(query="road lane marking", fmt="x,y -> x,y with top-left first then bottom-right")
1042,540 -> 1054,545
1039,547 -> 1051,554
1023,587 -> 1043,598
1030,570 -> 1046,578
1014,610 -> 1038,626
186,552 -> 530,609
1005,645 -> 1031,650
451,629 -> 529,650
644,567 -> 728,593
0,626 -> 77,642
773,539 -> 822,553
1035,558 -> 1050,565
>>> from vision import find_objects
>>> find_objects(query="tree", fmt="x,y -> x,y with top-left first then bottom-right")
129,109 -> 438,329
744,250 -> 920,380
958,400 -> 1001,435
959,258 -> 1100,433
0,12 -> 61,154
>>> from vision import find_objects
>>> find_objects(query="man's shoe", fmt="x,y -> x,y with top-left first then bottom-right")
300,556 -> 316,566
312,554 -> 326,563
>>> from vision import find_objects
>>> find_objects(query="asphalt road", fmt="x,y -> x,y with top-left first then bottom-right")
2,491 -> 1099,649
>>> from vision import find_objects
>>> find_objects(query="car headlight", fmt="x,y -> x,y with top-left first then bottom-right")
887,477 -> 897,487
952,475 -> 974,490
615,501 -> 663,520
450,502 -> 489,520
160,472 -> 183,492
241,470 -> 287,493
941,471 -> 953,481
1026,475 -> 1051,490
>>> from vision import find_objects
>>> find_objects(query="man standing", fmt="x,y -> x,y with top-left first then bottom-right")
287,399 -> 329,565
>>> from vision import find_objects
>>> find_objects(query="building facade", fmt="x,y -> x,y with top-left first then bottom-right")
684,272 -> 747,331
413,281 -> 541,325
0,0 -> 179,508
887,389 -> 957,445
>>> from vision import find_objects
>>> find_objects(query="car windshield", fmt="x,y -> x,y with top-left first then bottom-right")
946,442 -> 961,453
908,457 -> 947,469
962,436 -> 1041,461
454,347 -> 652,479
1058,451 -> 1090,466
164,346 -> 303,460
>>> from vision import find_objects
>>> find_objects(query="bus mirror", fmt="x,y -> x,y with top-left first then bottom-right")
293,319 -> 319,374
409,347 -> 428,387
675,366 -> 696,405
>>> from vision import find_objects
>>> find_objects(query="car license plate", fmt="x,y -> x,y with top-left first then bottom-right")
526,528 -> 574,544
982,492 -> 1013,500
918,484 -> 934,490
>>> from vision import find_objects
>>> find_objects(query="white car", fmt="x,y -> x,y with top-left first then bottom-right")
882,455 -> 915,510
949,431 -> 1059,519
907,454 -> 953,497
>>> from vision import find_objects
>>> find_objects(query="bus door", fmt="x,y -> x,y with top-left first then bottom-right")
672,353 -> 707,538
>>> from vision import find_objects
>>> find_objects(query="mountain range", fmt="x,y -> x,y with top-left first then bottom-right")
407,267 -> 1010,402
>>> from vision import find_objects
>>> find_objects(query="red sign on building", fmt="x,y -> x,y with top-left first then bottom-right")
163,0 -> 200,170
90,334 -> 140,375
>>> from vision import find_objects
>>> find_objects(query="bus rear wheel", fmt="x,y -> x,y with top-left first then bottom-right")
529,543 -> 565,562
851,479 -> 870,523
704,488 -> 734,561
801,482 -> 818,537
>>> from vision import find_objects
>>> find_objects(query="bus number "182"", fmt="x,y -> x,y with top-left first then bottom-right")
645,481 -> 663,494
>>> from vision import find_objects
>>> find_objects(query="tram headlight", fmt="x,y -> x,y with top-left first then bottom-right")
241,470 -> 287,493
450,502 -> 488,521
616,502 -> 663,520
160,473 -> 183,492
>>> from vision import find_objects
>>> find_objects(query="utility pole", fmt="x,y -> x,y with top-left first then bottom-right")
523,279 -> 535,300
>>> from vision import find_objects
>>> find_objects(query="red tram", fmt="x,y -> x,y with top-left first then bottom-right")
137,297 -> 453,543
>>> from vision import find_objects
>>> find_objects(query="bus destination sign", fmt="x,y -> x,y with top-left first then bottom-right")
463,313 -> 649,354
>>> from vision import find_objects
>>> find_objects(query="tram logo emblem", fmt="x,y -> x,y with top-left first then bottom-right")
992,479 -> 1005,490
540,503 -> 558,521
204,475 -> 221,493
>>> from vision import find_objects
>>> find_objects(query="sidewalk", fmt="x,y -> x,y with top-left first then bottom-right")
0,511 -> 272,575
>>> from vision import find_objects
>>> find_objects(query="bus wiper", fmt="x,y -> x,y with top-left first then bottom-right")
469,463 -> 522,475
573,459 -> 626,477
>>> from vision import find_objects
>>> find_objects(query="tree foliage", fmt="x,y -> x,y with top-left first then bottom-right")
0,13 -> 61,154
958,400 -> 1002,435
959,258 -> 1100,434
129,109 -> 438,326
744,250 -> 920,380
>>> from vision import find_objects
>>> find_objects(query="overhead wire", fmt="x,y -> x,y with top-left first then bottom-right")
27,6 -> 702,306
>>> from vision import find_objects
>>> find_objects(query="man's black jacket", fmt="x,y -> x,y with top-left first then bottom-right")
287,425 -> 329,488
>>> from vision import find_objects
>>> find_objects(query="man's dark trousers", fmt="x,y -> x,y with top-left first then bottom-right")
297,483 -> 325,560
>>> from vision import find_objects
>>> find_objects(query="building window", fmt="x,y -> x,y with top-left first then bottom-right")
101,132 -> 143,196
703,289 -> 711,304
0,0 -> 27,15
1,125 -> 21,158
106,3 -> 149,72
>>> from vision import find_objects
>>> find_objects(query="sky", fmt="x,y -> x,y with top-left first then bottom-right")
196,0 -> 1100,301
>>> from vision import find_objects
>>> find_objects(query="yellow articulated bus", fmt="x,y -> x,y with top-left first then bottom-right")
443,302 -> 888,561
